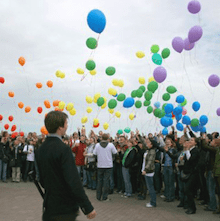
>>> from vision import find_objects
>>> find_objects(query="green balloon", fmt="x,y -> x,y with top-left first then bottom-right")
136,89 -> 143,98
147,106 -> 153,114
162,103 -> 167,110
181,99 -> 187,107
108,99 -> 117,109
151,44 -> 160,53
131,90 -> 137,98
97,97 -> 104,106
144,91 -> 153,101
86,37 -> 97,49
191,118 -> 199,127
86,60 -> 96,71
147,81 -> 158,93
166,86 -> 177,94
143,100 -> 151,106
117,129 -> 123,135
154,108 -> 161,117
161,48 -> 170,59
124,127 -> 131,133
158,110 -> 166,118
135,100 -> 142,108
117,93 -> 126,102
105,67 -> 116,76
152,53 -> 162,65
139,85 -> 146,92
162,93 -> 171,101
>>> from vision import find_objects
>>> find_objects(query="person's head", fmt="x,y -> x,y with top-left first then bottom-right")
89,137 -> 95,144
27,139 -> 34,145
148,133 -> 153,139
138,142 -> 143,149
127,139 -> 133,147
80,135 -> 86,142
73,132 -> 78,139
13,138 -> 20,146
99,131 -> 103,136
183,141 -> 190,150
102,133 -> 109,141
189,137 -> 199,148
45,111 -> 68,136
146,138 -> 157,149
212,132 -> 219,139
206,134 -> 213,143
165,137 -> 172,147
210,138 -> 220,147
119,135 -> 125,144
179,135 -> 188,145
2,131 -> 9,138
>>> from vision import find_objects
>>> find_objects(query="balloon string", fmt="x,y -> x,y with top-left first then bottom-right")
202,79 -> 214,95
207,90 -> 215,116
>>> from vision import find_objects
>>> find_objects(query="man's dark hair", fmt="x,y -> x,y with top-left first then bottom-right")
45,111 -> 68,133
102,133 -> 109,141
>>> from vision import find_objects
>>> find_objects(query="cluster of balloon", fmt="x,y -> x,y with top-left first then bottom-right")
172,1 -> 202,53
117,127 -> 131,134
112,79 -> 124,87
0,77 -> 5,84
55,70 -> 65,79
151,45 -> 171,65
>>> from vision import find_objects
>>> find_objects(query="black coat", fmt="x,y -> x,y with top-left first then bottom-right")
10,145 -> 23,167
183,147 -> 199,174
35,136 -> 94,219
0,141 -> 10,162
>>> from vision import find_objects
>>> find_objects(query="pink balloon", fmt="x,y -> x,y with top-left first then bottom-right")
208,74 -> 220,87
182,108 -> 187,115
153,66 -> 167,83
188,26 -> 203,43
172,37 -> 184,53
188,1 -> 201,14
184,38 -> 195,51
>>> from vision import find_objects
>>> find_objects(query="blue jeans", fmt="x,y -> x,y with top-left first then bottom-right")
163,166 -> 175,200
0,159 -> 7,181
109,166 -> 115,190
154,163 -> 162,193
86,170 -> 96,189
177,172 -> 187,205
145,176 -> 156,206
207,170 -> 217,210
116,163 -> 124,192
122,167 -> 132,195
76,166 -> 87,186
97,168 -> 112,200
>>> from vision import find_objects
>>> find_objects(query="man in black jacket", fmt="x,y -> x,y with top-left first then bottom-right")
35,111 -> 96,221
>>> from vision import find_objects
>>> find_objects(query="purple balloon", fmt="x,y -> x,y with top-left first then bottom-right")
153,66 -> 167,83
184,38 -> 195,51
188,25 -> 203,43
208,74 -> 220,87
217,108 -> 220,116
172,37 -> 184,53
188,1 -> 201,14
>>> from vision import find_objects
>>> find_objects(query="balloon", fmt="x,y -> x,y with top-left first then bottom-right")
136,51 -> 145,58
164,103 -> 174,114
176,123 -> 184,131
0,77 -> 5,84
25,106 -> 31,113
108,99 -> 117,109
19,131 -> 24,137
147,81 -> 158,93
94,93 -> 101,103
117,93 -> 126,102
136,89 -> 143,98
8,115 -> 13,122
135,101 -> 142,109
175,114 -> 182,122
192,101 -> 200,112
123,97 -> 135,108
81,116 -> 88,124
152,53 -> 162,65
182,108 -> 187,115
166,113 -> 172,118
69,108 -> 76,116
18,56 -> 25,66
108,108 -> 114,114
131,90 -> 137,98
200,126 -> 206,133
117,129 -> 123,135
87,9 -> 106,34
41,126 -> 48,135
76,68 -> 84,75
53,100 -> 60,107
36,82 -> 43,88
44,100 -> 51,109
37,107 -> 43,114
217,108 -> 220,116
93,118 -> 99,126
158,110 -> 166,118
200,115 -> 208,126
106,67 -> 116,76
161,48 -> 170,59
144,91 -> 153,101
86,107 -> 92,113
151,45 -> 159,53
147,106 -> 153,114
86,96 -> 93,104
168,118 -> 173,126
86,60 -> 96,71
47,80 -> 53,88
0,115 -> 3,121
139,77 -> 145,84
108,88 -> 117,96
188,1 -> 201,14
153,66 -> 167,83
115,111 -> 121,118
90,70 -> 97,76
181,99 -> 187,107
8,91 -> 14,97
173,106 -> 182,115
182,115 -> 191,125
4,124 -> 9,130
208,74 -> 220,87
18,102 -> 24,109
55,70 -> 62,77
162,128 -> 168,135
188,26 -> 203,43
59,72 -> 65,78
143,100 -> 151,106
11,125 -> 16,132
93,123 -> 100,128
162,93 -> 170,101
191,118 -> 199,127
176,95 -> 185,103
139,85 -> 146,92
112,79 -> 119,86
124,127 -> 131,133
154,109 -> 161,117
118,80 -> 124,87
161,117 -> 170,127
154,102 -> 160,109
129,113 -> 135,120
97,97 -> 105,107
148,76 -> 155,83
101,102 -> 107,109
166,86 -> 177,94
172,37 -> 184,53
58,101 -> 66,110
183,38 -> 195,51
86,37 -> 97,49
103,122 -> 109,130
66,102 -> 74,111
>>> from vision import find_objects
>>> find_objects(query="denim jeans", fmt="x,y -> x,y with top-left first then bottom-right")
177,172 -> 187,205
163,166 -> 175,200
109,166 -> 115,190
97,168 -> 112,200
154,163 -> 162,193
76,165 -> 87,186
122,166 -> 132,195
116,163 -> 124,192
145,176 -> 156,206
86,170 -> 96,189
207,170 -> 217,210
24,161 -> 34,181
0,159 -> 7,181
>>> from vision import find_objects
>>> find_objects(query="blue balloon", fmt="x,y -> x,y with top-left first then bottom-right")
87,9 -> 106,34
154,101 -> 160,109
191,126 -> 199,132
160,117 -> 169,127
165,113 -> 172,118
176,95 -> 185,103
152,53 -> 162,65
162,128 -> 168,135
173,106 -> 182,115
199,115 -> 208,126
175,114 -> 182,122
164,103 -> 174,114
200,126 -> 206,133
113,93 -> 118,97
182,115 -> 191,125
176,123 -> 184,131
168,118 -> 173,126
123,97 -> 135,108
192,101 -> 200,112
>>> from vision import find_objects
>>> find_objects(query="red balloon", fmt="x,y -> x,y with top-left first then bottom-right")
0,77 -> 5,84
93,123 -> 100,128
37,107 -> 43,114
11,132 -> 18,139
19,131 -> 24,136
8,115 -> 14,122
4,124 -> 9,130
0,115 -> 3,121
172,112 -> 175,119
11,125 -> 16,132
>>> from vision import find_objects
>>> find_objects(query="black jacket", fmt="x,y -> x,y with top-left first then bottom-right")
183,147 -> 199,174
10,145 -> 23,167
35,137 -> 94,219
0,141 -> 10,161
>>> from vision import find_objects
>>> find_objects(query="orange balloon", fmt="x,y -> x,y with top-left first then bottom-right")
47,80 -> 53,88
8,91 -> 14,97
40,126 -> 48,135
54,107 -> 63,111
44,100 -> 51,109
25,106 -> 31,113
53,100 -> 60,107
18,57 -> 25,66
18,102 -> 24,109
36,82 -> 43,88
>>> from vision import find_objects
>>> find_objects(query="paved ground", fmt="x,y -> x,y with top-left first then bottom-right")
0,180 -> 219,221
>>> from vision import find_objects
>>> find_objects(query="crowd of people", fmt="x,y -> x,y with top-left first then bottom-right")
0,125 -> 220,216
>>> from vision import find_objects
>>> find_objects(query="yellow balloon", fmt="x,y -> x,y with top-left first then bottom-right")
136,51 -> 145,58
77,68 -> 84,75
129,113 -> 135,120
60,72 -> 65,78
115,111 -> 121,118
58,101 -> 66,109
108,88 -> 117,96
93,93 -> 101,103
103,122 -> 109,130
86,96 -> 93,104
118,80 -> 124,88
108,108 -> 114,114
86,107 -> 92,113
81,116 -> 88,124
90,70 -> 97,76
101,102 -> 107,109
148,76 -> 155,82
112,79 -> 119,86
69,108 -> 76,116
139,77 -> 145,84
66,102 -> 74,111
55,70 -> 62,77
93,118 -> 99,126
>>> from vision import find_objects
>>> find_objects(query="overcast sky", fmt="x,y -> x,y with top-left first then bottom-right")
0,0 -> 219,136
